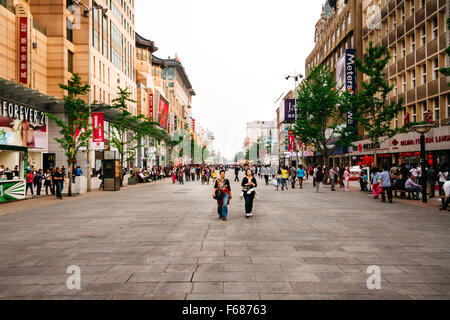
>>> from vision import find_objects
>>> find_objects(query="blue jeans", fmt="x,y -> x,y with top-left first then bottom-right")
218,194 -> 229,218
406,187 -> 421,200
55,181 -> 63,199
281,178 -> 287,189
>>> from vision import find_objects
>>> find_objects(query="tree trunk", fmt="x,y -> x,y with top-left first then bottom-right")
67,160 -> 72,197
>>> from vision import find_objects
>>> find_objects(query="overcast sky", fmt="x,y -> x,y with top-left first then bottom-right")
136,0 -> 323,160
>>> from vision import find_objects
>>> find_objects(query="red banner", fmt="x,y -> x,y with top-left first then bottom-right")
158,98 -> 169,129
92,112 -> 104,150
149,94 -> 154,120
192,118 -> 195,132
19,17 -> 28,85
288,134 -> 296,152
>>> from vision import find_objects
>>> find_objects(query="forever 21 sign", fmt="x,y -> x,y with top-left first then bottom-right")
0,98 -> 46,125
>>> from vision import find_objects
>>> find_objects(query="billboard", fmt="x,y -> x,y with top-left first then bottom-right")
158,97 -> 169,129
0,98 -> 47,149
19,17 -> 28,85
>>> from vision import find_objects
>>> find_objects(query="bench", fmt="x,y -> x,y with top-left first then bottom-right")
393,189 -> 413,199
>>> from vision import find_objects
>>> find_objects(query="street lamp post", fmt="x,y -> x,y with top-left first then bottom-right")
412,123 -> 434,203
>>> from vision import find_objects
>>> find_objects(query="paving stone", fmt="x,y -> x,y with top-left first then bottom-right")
153,282 -> 193,294
259,293 -> 336,300
338,265 -> 404,274
192,282 -> 224,294
128,272 -> 193,283
186,294 -> 260,300
192,272 -> 254,282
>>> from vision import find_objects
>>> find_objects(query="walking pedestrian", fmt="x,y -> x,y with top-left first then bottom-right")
25,170 -> 34,197
344,167 -> 351,192
241,169 -> 257,219
315,165 -> 324,192
371,168 -> 380,199
426,164 -> 436,198
297,165 -> 305,189
44,169 -> 52,195
234,166 -> 240,182
54,167 -> 64,200
276,167 -> 282,191
329,166 -> 337,191
263,165 -> 270,186
35,169 -> 43,196
438,165 -> 448,196
379,166 -> 393,203
281,166 -> 288,191
289,166 -> 297,189
213,170 -> 232,221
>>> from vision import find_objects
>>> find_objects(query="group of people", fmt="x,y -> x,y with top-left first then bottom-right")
130,166 -> 168,183
24,166 -> 66,199
0,165 -> 20,181
170,165 -> 228,185
213,164 -> 258,221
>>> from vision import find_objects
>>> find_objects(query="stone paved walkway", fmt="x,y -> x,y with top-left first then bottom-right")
0,174 -> 449,300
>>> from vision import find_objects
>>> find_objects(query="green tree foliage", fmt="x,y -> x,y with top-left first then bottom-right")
354,42 -> 405,147
47,73 -> 91,197
293,65 -> 355,165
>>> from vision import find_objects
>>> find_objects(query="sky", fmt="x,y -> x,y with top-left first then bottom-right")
135,0 -> 324,160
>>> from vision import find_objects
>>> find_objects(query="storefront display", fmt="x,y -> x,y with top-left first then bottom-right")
0,180 -> 26,202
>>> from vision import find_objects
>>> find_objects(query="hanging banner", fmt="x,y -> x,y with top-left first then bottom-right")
158,97 -> 169,129
288,131 -> 296,152
192,118 -> 195,132
284,99 -> 297,124
19,17 -> 28,85
92,112 -> 104,150
149,94 -> 154,121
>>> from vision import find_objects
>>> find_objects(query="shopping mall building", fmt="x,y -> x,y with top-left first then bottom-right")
0,0 -> 137,177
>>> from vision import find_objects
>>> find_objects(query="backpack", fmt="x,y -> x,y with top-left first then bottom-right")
316,170 -> 324,181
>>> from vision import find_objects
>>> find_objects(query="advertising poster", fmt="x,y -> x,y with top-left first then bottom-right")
158,97 -> 169,129
0,98 -> 47,149
92,112 -> 104,151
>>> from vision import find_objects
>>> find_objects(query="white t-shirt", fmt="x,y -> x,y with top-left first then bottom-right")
438,172 -> 448,183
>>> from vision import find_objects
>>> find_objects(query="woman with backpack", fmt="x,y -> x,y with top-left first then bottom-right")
315,165 -> 324,192
213,170 -> 232,221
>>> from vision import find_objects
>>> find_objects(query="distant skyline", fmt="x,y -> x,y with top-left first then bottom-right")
136,0 -> 324,159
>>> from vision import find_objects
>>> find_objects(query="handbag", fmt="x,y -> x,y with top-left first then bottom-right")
272,179 -> 278,186
213,189 -> 223,200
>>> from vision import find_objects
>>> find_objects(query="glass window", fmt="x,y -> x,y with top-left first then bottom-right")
66,19 -> 73,43
434,98 -> 439,121
411,69 -> 416,88
432,16 -> 438,40
422,64 -> 426,84
410,32 -> 415,52
102,14 -> 108,57
168,67 -> 175,80
412,104 -> 417,122
447,94 -> 450,118
433,58 -> 439,80
68,50 -> 74,73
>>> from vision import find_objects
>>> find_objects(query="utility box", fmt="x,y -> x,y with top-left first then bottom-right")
103,151 -> 120,191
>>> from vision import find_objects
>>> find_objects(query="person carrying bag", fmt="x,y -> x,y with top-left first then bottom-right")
213,170 -> 232,221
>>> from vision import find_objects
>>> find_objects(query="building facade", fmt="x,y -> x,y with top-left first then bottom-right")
353,0 -> 450,168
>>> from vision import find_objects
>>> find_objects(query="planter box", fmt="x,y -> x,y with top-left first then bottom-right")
128,177 -> 137,185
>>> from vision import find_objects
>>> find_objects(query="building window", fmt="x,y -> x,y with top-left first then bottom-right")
410,32 -> 415,52
401,6 -> 405,24
102,14 -> 108,57
68,50 -> 74,73
393,81 -> 398,96
393,47 -> 397,62
412,104 -> 417,122
410,0 -> 415,16
393,12 -> 397,30
447,94 -> 450,118
420,25 -> 426,46
434,98 -> 440,121
66,19 -> 73,42
351,35 -> 354,48
348,12 -> 351,25
422,101 -> 428,121
402,74 -> 406,92
401,40 -> 405,58
168,67 -> 175,80
432,16 -> 438,40
411,69 -> 416,88
433,58 -> 439,80
422,64 -> 426,84
420,0 -> 425,8
92,2 -> 99,50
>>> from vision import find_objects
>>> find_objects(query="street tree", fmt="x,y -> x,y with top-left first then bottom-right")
354,42 -> 405,161
47,73 -> 91,197
105,87 -> 144,183
293,65 -> 355,166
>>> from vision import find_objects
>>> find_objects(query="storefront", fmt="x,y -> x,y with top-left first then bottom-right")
349,126 -> 450,168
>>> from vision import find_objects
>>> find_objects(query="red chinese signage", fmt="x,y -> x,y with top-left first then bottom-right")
92,112 -> 104,150
149,94 -> 154,121
19,17 -> 28,85
288,132 -> 296,152
192,118 -> 195,132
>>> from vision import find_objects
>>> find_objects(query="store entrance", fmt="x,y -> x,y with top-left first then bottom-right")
43,153 -> 56,172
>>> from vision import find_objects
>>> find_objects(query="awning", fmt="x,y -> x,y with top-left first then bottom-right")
0,77 -> 63,111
